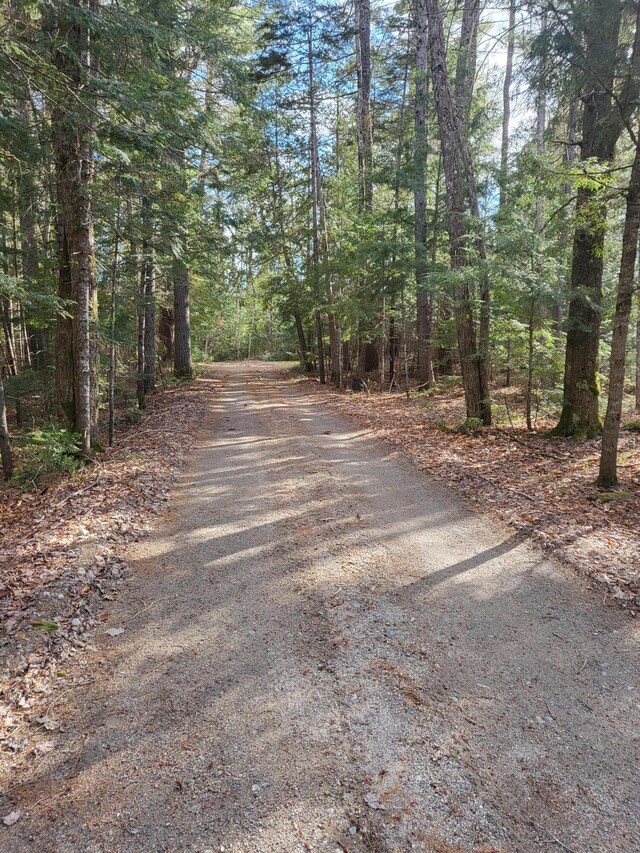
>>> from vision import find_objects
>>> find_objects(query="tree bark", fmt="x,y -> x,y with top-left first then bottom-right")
173,256 -> 192,379
454,0 -> 479,131
108,215 -> 119,446
0,371 -> 12,480
499,0 -> 516,208
415,0 -> 434,387
636,313 -> 640,411
598,125 -> 640,487
308,14 -> 325,384
355,0 -> 373,214
354,0 -> 373,378
425,0 -> 491,424
49,0 -> 97,453
552,0 -> 640,438
159,306 -> 174,362
137,257 -> 146,409
142,198 -> 156,394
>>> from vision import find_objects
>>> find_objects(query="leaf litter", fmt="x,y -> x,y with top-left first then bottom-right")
0,378 -> 210,785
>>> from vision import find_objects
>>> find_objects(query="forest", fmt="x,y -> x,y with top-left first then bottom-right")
1,0 -> 640,492
2,2 -> 640,850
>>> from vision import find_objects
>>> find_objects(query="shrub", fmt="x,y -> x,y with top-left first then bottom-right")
12,428 -> 84,487
456,417 -> 483,434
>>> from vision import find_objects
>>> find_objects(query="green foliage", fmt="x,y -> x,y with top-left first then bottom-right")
12,428 -> 84,487
125,407 -> 142,424
456,417 -> 484,434
30,620 -> 59,634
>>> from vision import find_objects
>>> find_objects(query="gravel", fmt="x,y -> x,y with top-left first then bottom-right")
2,362 -> 638,853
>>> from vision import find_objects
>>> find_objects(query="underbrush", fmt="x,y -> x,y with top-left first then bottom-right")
11,427 -> 84,488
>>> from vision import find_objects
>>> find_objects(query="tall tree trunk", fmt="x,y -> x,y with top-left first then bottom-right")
598,125 -> 640,487
499,0 -> 516,208
308,14 -> 325,384
355,0 -> 373,213
159,306 -> 174,362
108,213 -> 119,446
425,0 -> 491,424
455,0 -> 479,131
17,96 -> 44,368
49,0 -> 97,453
142,197 -> 156,394
552,0 -> 640,438
452,0 -> 491,420
556,98 -> 578,335
636,312 -> 640,411
355,0 -> 373,378
2,225 -> 17,376
173,256 -> 192,379
294,309 -> 313,372
0,371 -> 12,480
273,104 -> 313,375
415,0 -> 434,387
136,258 -> 146,409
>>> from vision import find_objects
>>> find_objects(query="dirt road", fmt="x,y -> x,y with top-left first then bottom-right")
4,362 -> 639,853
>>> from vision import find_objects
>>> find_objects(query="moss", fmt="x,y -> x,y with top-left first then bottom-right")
547,405 -> 602,439
590,490 -> 631,503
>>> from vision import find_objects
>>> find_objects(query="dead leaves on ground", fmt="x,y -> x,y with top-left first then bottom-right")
0,379 -> 210,775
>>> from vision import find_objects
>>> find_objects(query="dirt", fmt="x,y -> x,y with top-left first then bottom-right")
2,362 -> 639,853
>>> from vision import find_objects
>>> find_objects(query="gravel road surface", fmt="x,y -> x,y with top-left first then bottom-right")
4,362 -> 639,853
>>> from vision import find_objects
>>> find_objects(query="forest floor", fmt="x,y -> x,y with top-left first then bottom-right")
1,361 -> 638,853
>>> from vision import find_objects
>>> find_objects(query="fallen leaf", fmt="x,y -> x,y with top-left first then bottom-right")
3,811 -> 21,827
105,627 -> 125,637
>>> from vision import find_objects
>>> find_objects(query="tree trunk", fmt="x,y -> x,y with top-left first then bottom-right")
636,313 -> 640,411
454,0 -> 479,131
308,14 -> 325,384
389,312 -> 397,388
173,257 -> 192,379
525,300 -> 535,431
18,96 -> 45,369
598,124 -> 640,487
425,0 -> 491,424
415,0 -> 434,387
1,296 -> 17,377
159,306 -> 174,362
50,0 -> 97,453
499,0 -> 516,208
294,309 -> 312,372
0,371 -> 12,480
354,0 -> 373,377
108,216 -> 119,446
552,0 -> 640,438
136,259 -> 146,409
143,240 -> 156,393
355,0 -> 373,213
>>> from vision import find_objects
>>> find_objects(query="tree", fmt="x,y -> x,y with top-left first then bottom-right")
415,0 -> 434,387
598,127 -> 640,487
550,0 -> 640,438
425,0 -> 491,424
47,0 -> 98,453
0,370 -> 12,479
